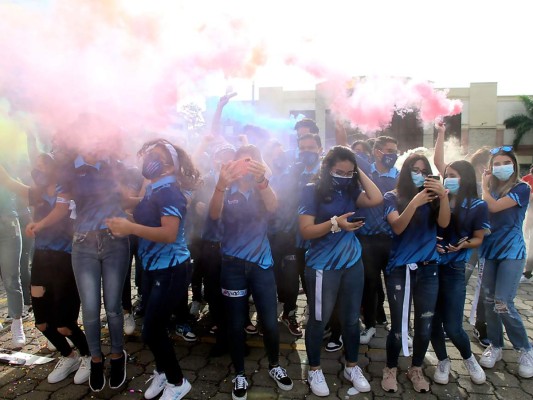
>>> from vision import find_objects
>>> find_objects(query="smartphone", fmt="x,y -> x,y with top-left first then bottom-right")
427,175 -> 440,181
348,216 -> 366,223
452,236 -> 469,247
234,157 -> 251,176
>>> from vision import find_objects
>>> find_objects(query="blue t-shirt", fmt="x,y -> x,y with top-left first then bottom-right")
58,156 -> 127,232
438,198 -> 489,264
220,186 -> 273,269
29,187 -> 73,253
384,191 -> 441,273
480,182 -> 530,260
298,183 -> 362,270
133,176 -> 190,270
356,164 -> 399,236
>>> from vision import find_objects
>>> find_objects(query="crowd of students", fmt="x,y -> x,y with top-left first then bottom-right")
0,99 -> 533,400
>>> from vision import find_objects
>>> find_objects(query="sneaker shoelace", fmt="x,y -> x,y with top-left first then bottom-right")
310,369 -> 325,384
483,345 -> 496,358
410,368 -> 425,383
350,366 -> 365,381
271,366 -> 288,380
233,375 -> 248,390
54,357 -> 71,370
438,360 -> 448,373
383,368 -> 395,380
520,351 -> 533,367
146,371 -> 164,385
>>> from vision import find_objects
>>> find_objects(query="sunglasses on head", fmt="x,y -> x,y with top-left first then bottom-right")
490,146 -> 513,155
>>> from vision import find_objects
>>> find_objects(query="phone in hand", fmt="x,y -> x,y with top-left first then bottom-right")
348,216 -> 366,223
452,236 -> 469,247
427,175 -> 440,181
234,157 -> 251,176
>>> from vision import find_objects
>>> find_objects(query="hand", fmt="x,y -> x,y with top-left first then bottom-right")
423,178 -> 447,199
435,119 -> 446,135
481,169 -> 491,191
106,217 -> 134,237
25,222 -> 42,238
337,212 -> 365,232
248,160 -> 266,182
445,241 -> 467,253
218,92 -> 237,108
436,243 -> 447,254
412,189 -> 439,208
217,161 -> 240,190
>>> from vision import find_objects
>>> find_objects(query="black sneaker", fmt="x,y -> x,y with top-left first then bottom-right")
89,357 -> 105,392
109,350 -> 127,389
268,365 -> 293,391
232,374 -> 248,400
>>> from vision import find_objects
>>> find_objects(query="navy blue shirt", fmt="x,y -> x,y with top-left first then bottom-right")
58,156 -> 127,232
220,185 -> 273,269
29,187 -> 73,253
133,176 -> 190,270
384,191 -> 441,273
299,183 -> 362,270
438,198 -> 489,264
481,182 -> 529,260
356,164 -> 399,236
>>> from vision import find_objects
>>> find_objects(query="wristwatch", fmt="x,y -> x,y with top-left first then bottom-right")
330,216 -> 341,233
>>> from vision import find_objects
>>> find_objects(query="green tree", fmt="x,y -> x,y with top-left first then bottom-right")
504,95 -> 533,148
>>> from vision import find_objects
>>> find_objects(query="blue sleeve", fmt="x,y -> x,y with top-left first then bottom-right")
156,187 -> 186,219
507,183 -> 530,207
298,184 -> 317,216
383,191 -> 398,217
473,201 -> 490,231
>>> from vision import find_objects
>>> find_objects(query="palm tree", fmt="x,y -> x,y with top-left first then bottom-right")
504,95 -> 533,148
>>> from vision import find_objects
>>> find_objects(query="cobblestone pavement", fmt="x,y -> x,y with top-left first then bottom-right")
0,269 -> 533,399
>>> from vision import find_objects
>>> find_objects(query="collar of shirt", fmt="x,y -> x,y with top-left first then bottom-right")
370,163 -> 399,178
74,155 -> 104,170
145,175 -> 177,197
302,163 -> 320,176
229,184 -> 253,200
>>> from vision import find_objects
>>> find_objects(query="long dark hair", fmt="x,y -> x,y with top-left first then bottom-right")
138,139 -> 201,191
396,154 -> 439,223
314,145 -> 360,203
444,160 -> 478,234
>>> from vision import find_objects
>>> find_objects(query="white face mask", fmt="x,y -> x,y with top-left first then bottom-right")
492,164 -> 514,181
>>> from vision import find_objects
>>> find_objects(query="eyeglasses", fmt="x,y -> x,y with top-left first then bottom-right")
330,169 -> 355,178
490,146 -> 513,155
411,167 -> 430,176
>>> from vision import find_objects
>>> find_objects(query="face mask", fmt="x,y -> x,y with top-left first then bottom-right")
31,169 -> 51,187
330,173 -> 352,188
381,153 -> 398,169
443,177 -> 460,195
492,164 -> 514,181
355,151 -> 371,164
411,171 -> 425,188
298,151 -> 319,167
142,152 -> 166,180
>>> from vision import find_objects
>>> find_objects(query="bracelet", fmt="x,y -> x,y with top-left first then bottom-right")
257,178 -> 269,190
330,216 -> 341,233
255,175 -> 266,184
215,186 -> 226,193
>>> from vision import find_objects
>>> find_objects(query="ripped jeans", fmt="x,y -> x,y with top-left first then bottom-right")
482,259 -> 531,350
385,264 -> 439,368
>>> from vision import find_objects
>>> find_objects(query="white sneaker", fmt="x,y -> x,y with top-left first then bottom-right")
464,355 -> 486,384
190,300 -> 202,316
74,356 -> 91,384
160,379 -> 192,400
343,365 -> 371,392
360,327 -> 376,345
124,313 -> 135,335
48,353 -> 81,383
519,348 -> 533,378
407,334 -> 413,348
145,370 -> 168,399
520,275 -> 533,284
11,318 -> 26,347
308,369 -> 329,396
479,345 -> 502,368
433,358 -> 451,384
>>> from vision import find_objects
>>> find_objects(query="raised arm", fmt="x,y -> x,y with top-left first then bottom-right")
433,122 -> 446,176
355,167 -> 383,208
335,120 -> 349,146
0,164 -> 30,202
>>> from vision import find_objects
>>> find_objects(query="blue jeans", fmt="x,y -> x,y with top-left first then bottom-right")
220,256 -> 279,374
431,262 -> 472,360
305,260 -> 364,367
142,261 -> 191,384
72,230 -> 130,357
482,258 -> 531,350
0,217 -> 23,318
385,264 -> 439,368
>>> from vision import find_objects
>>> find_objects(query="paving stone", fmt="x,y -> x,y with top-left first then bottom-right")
16,390 -> 51,400
49,384 -> 89,400
0,377 -> 39,399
